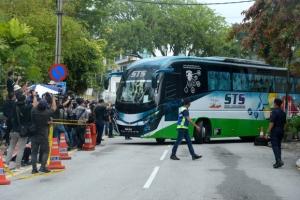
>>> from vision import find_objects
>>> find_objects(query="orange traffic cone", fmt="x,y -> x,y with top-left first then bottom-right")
59,133 -> 71,160
259,127 -> 264,138
82,126 -> 95,151
47,138 -> 66,169
0,151 -> 10,185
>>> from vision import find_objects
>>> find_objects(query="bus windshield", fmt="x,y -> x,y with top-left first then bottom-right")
116,68 -> 158,104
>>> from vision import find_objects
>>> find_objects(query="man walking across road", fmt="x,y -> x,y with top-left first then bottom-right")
265,98 -> 286,168
170,97 -> 202,160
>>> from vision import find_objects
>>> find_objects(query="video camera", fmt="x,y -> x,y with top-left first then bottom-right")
45,89 -> 75,105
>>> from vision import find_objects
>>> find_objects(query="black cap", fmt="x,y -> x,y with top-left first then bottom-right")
98,99 -> 104,103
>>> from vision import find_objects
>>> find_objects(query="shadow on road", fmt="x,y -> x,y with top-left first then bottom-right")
114,138 -> 253,146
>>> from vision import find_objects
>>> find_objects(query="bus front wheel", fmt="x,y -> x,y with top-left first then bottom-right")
156,138 -> 166,143
194,121 -> 204,144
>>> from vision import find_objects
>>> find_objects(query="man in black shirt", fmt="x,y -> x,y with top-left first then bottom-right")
53,96 -> 72,144
6,71 -> 22,93
266,98 -> 286,169
94,99 -> 111,146
3,92 -> 16,146
108,107 -> 115,138
6,95 -> 34,171
31,93 -> 56,174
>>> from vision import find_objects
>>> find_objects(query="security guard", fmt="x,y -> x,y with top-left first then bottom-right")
266,98 -> 286,168
170,97 -> 202,160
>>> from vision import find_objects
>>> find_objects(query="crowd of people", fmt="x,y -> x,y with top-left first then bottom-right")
2,71 -> 120,174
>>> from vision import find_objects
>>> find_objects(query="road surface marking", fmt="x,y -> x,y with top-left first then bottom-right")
168,145 -> 171,147
160,150 -> 168,160
143,166 -> 160,188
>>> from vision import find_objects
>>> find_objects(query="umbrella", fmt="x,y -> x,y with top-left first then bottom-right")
28,84 -> 59,96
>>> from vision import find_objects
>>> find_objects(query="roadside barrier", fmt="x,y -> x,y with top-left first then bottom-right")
89,124 -> 97,146
0,151 -> 10,185
47,138 -> 65,169
82,126 -> 95,151
59,133 -> 72,160
2,120 -> 96,184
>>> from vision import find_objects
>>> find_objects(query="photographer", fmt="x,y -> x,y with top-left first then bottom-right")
6,71 -> 22,93
31,92 -> 56,174
73,99 -> 89,150
6,93 -> 36,172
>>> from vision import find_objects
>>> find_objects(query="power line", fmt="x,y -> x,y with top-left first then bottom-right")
124,0 -> 256,6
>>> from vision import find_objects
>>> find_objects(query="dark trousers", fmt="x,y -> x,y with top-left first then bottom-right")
96,120 -> 104,144
31,134 -> 49,169
4,120 -> 12,144
108,122 -> 113,137
270,130 -> 284,160
171,129 -> 196,156
73,126 -> 86,149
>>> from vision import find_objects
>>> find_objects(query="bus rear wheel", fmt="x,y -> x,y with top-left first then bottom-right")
194,121 -> 204,144
156,138 -> 166,143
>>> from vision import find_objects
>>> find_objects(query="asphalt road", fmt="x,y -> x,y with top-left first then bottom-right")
1,137 -> 300,200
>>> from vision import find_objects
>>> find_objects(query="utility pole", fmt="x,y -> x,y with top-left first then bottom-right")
55,0 -> 65,64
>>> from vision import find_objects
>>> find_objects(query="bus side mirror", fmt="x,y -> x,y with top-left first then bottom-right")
152,73 -> 158,88
104,72 -> 124,90
151,68 -> 174,88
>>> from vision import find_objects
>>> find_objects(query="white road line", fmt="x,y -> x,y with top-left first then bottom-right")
143,166 -> 160,189
160,150 -> 168,160
168,145 -> 171,147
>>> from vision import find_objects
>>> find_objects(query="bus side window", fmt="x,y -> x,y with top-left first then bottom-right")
295,78 -> 300,94
208,71 -> 230,91
275,76 -> 286,93
290,77 -> 295,93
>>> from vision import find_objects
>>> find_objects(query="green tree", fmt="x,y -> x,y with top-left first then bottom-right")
0,0 -> 108,94
105,0 -> 229,57
227,0 -> 300,66
0,18 -> 40,83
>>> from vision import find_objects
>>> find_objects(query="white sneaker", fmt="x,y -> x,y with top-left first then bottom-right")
13,167 -> 25,172
100,143 -> 105,146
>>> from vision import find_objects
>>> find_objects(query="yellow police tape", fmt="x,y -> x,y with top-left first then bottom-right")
47,122 -> 87,164
3,121 -> 86,180
4,165 -> 65,180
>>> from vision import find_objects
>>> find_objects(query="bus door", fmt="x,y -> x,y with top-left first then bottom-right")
162,72 -> 182,138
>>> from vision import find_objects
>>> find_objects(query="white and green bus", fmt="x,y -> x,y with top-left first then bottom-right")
105,56 -> 299,143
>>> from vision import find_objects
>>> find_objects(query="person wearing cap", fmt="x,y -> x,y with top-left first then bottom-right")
72,99 -> 89,150
6,71 -> 22,93
13,81 -> 31,98
48,80 -> 56,86
31,92 -> 56,174
6,94 -> 35,172
94,99 -> 112,146
266,98 -> 286,168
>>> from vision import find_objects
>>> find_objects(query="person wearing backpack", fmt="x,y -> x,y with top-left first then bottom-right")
52,96 -> 71,145
5,94 -> 36,172
72,99 -> 89,150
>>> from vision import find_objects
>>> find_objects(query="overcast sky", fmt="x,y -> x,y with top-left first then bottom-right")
202,0 -> 255,24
